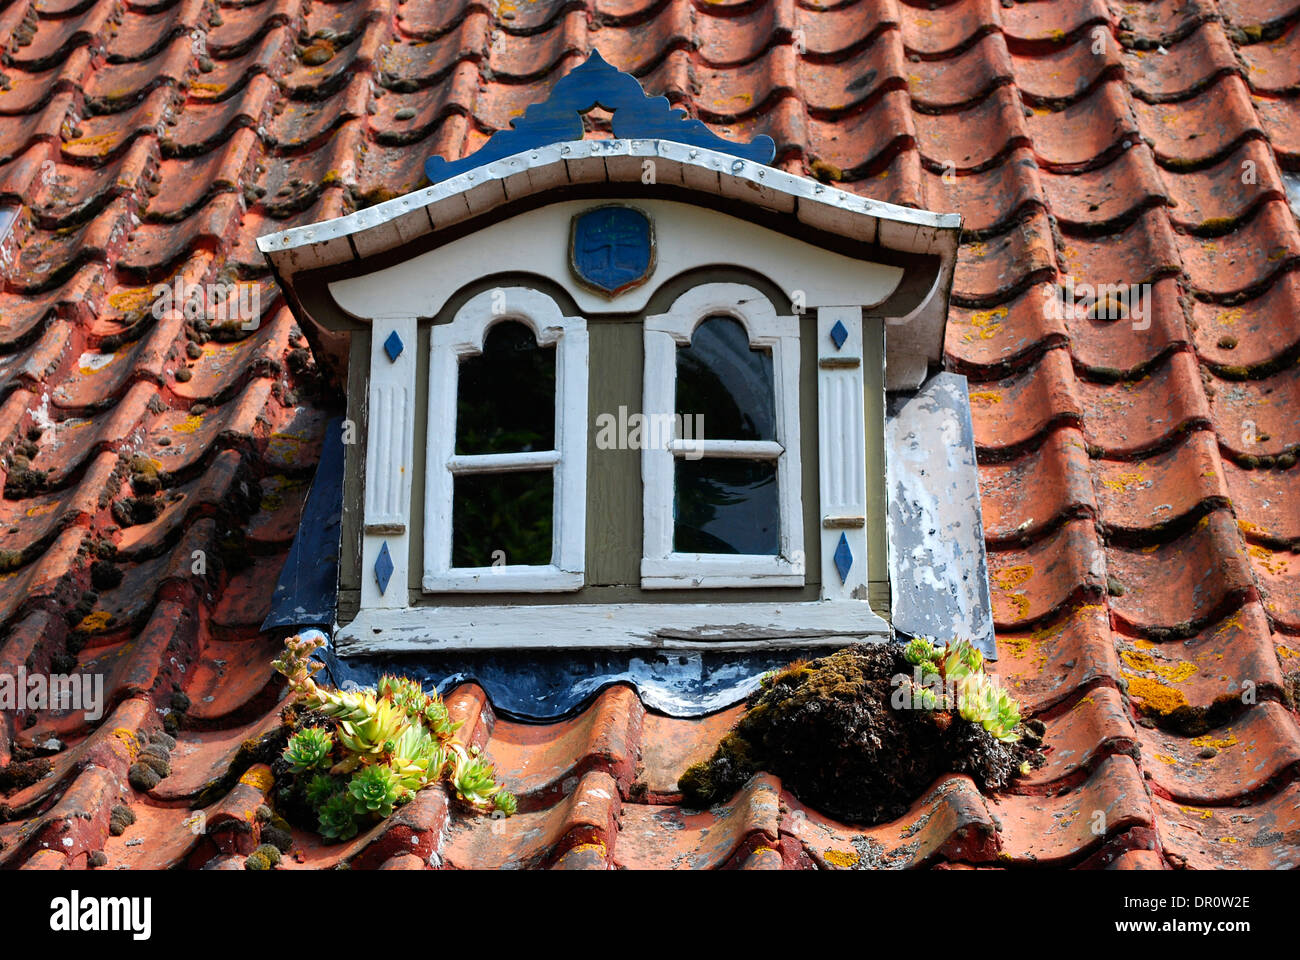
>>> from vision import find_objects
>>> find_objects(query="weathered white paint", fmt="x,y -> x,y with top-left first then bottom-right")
328,199 -> 904,321
641,283 -> 804,589
422,287 -> 588,593
817,307 -> 869,601
335,598 -> 891,654
361,315 -> 416,610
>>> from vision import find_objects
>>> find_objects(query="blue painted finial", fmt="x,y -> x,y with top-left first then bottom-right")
425,50 -> 776,185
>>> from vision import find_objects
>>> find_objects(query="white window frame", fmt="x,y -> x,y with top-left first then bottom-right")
422,287 -> 588,592
641,283 -> 804,589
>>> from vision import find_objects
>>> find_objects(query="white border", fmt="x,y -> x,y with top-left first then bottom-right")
422,287 -> 588,592
641,283 -> 804,589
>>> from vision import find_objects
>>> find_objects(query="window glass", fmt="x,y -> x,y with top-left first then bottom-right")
674,459 -> 779,555
675,315 -> 775,441
452,470 -> 555,568
456,320 -> 556,455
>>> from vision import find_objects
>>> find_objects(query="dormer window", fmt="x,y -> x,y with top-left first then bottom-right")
259,51 -> 994,662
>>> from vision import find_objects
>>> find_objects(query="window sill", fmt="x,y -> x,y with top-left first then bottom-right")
640,554 -> 805,590
422,566 -> 583,593
335,598 -> 889,654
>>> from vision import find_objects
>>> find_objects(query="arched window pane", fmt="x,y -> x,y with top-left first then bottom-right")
675,316 -> 775,441
456,320 -> 556,455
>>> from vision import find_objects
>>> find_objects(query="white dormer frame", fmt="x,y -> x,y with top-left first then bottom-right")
642,283 -> 804,588
423,287 -> 588,592
259,137 -> 964,654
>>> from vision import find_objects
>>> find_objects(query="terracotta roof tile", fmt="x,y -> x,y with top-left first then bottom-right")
0,0 -> 1297,870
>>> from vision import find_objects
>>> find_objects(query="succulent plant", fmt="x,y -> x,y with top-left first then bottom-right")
283,726 -> 334,774
387,724 -> 445,791
305,773 -> 340,809
348,763 -> 402,818
903,636 -> 940,668
956,673 -> 1021,743
493,790 -> 518,817
422,696 -> 460,741
318,791 -> 359,841
451,752 -> 501,810
896,636 -> 1023,742
335,698 -> 408,758
274,634 -> 517,840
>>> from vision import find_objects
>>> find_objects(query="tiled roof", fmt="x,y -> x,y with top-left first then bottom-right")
1,0 -> 1298,870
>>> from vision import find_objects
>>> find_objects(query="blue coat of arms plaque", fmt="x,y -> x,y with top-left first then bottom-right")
570,205 -> 654,297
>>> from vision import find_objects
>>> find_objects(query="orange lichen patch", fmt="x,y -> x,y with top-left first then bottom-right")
968,391 -> 1003,404
1248,545 -> 1290,576
1217,836 -> 1240,844
823,848 -> 860,868
1101,471 -> 1147,492
1154,753 -> 1179,765
237,764 -> 274,793
25,501 -> 58,519
1180,805 -> 1214,820
1121,650 -> 1198,685
1277,645 -> 1300,660
107,288 -> 154,313
568,840 -> 607,858
110,727 -> 142,760
190,82 -> 227,96
961,305 -> 1008,343
267,433 -> 305,459
172,415 -> 204,434
63,132 -> 120,155
1190,732 -> 1239,751
994,565 -> 1034,591
1123,673 -> 1192,718
74,610 -> 113,633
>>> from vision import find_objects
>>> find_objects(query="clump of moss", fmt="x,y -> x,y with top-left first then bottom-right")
108,804 -> 136,836
0,756 -> 52,793
244,843 -> 283,870
679,642 -> 1043,825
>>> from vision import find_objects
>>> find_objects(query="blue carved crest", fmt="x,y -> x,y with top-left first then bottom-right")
570,205 -> 654,297
425,50 -> 776,185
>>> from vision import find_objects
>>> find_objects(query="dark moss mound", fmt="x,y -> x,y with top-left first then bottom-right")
679,643 -> 1043,826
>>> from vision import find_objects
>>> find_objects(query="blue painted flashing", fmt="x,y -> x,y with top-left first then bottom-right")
310,633 -> 827,721
261,417 -> 345,631
424,50 -> 776,186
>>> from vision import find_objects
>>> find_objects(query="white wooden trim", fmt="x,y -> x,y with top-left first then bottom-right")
361,316 -> 417,610
669,439 -> 783,460
817,307 -> 870,601
336,599 -> 891,654
641,283 -> 804,589
422,287 -> 587,593
446,450 -> 560,474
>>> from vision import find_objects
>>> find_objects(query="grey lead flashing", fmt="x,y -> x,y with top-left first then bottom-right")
885,372 -> 997,659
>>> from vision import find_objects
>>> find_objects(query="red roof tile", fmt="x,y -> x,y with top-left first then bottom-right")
1,0 -> 1298,870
